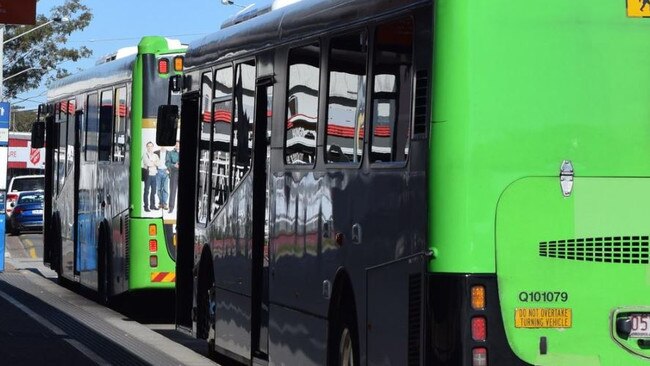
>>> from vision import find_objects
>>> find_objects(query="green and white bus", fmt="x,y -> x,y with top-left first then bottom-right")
158,0 -> 650,365
34,36 -> 185,302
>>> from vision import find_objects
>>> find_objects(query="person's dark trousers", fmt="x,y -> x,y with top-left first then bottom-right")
168,168 -> 179,211
143,175 -> 157,210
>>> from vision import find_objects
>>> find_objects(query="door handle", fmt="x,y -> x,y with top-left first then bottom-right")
351,223 -> 362,245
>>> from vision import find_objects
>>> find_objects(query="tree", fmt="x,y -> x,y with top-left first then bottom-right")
12,109 -> 37,132
3,0 -> 92,100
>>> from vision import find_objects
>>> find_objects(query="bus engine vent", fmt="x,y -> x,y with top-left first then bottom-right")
413,70 -> 428,137
539,236 -> 649,264
124,214 -> 130,280
408,273 -> 422,366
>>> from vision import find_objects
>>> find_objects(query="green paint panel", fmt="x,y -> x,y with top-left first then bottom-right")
430,0 -> 650,274
129,218 -> 175,290
497,177 -> 650,364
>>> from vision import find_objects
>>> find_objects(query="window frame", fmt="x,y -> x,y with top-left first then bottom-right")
98,88 -> 114,162
367,16 -> 416,170
112,85 -> 129,163
283,40 -> 322,169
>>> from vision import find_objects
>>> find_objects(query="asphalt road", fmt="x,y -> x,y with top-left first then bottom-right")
0,232 -> 216,366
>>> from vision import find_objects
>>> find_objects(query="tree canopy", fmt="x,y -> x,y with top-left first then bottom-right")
4,0 -> 92,100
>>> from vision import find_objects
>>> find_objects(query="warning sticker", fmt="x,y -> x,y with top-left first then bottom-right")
515,308 -> 572,328
628,0 -> 650,17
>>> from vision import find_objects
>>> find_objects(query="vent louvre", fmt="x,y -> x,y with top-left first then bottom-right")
124,214 -> 130,281
539,236 -> 650,264
413,70 -> 428,136
408,274 -> 422,366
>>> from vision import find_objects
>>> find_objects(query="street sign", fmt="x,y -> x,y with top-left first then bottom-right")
0,0 -> 36,25
0,102 -> 9,145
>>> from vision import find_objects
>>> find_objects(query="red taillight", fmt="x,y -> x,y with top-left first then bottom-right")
158,58 -> 169,74
149,239 -> 158,252
7,194 -> 18,201
471,317 -> 487,341
472,347 -> 487,366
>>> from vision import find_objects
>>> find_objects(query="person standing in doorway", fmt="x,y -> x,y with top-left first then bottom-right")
142,142 -> 159,212
155,147 -> 169,210
166,141 -> 180,212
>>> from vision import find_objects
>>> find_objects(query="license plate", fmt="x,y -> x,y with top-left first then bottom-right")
630,314 -> 650,338
515,308 -> 572,328
31,210 -> 43,215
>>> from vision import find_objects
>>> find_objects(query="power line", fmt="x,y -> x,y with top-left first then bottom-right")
67,33 -> 209,43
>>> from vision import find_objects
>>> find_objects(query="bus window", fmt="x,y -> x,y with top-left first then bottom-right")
285,42 -> 320,165
113,87 -> 127,162
231,60 -> 255,188
56,103 -> 67,192
197,71 -> 213,224
211,66 -> 233,217
99,90 -> 113,161
370,17 -> 413,163
66,99 -> 75,176
85,93 -> 99,161
326,31 -> 367,164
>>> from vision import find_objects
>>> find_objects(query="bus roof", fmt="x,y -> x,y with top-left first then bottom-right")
185,0 -> 429,69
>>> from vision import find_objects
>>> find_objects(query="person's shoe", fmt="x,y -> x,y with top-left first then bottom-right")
163,204 -> 169,210
153,206 -> 160,210
144,207 -> 150,212
168,206 -> 174,212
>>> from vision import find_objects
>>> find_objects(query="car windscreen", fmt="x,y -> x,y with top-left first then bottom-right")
17,194 -> 44,204
12,178 -> 44,192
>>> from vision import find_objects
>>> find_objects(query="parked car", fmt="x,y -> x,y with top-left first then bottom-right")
6,175 -> 44,231
8,191 -> 44,235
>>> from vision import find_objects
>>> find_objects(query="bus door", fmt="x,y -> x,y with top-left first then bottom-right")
251,77 -> 273,359
73,109 -> 83,275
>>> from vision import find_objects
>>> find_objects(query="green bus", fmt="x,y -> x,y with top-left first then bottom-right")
34,36 -> 185,302
156,0 -> 650,365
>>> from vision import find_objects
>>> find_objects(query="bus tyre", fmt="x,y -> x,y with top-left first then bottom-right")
330,304 -> 359,366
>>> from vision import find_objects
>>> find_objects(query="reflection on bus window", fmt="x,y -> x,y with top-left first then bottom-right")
231,60 -> 255,187
370,17 -> 413,163
113,87 -> 127,162
66,100 -> 75,175
285,43 -> 320,165
86,93 -> 99,161
197,71 -> 213,224
326,31 -> 367,164
99,90 -> 113,161
211,67 -> 233,217
56,103 -> 67,192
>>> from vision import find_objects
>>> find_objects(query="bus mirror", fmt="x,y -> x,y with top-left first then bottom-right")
170,75 -> 183,93
31,121 -> 45,148
156,104 -> 179,146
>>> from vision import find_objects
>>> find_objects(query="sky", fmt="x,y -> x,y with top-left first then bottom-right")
12,0 -> 273,110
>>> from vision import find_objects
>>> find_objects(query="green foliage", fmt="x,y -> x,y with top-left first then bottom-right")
3,0 -> 92,99
11,109 -> 37,132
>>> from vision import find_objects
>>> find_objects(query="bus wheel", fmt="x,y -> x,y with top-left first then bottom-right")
330,302 -> 358,366
338,326 -> 354,366
98,226 -> 112,305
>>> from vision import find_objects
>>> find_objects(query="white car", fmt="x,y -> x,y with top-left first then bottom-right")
7,174 -> 45,217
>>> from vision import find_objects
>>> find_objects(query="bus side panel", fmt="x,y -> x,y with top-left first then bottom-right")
268,304 -> 327,366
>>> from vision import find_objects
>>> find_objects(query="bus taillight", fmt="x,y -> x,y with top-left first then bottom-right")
149,224 -> 157,236
173,56 -> 183,71
471,317 -> 487,341
471,285 -> 485,310
149,239 -> 158,252
472,347 -> 487,366
158,58 -> 169,74
149,255 -> 158,267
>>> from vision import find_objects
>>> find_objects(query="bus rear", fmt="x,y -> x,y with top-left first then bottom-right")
128,36 -> 185,291
432,1 -> 650,364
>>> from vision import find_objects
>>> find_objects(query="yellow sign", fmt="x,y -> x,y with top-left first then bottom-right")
628,0 -> 650,17
515,308 -> 572,328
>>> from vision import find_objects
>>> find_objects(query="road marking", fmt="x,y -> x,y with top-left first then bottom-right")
22,238 -> 37,259
0,289 -> 111,366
